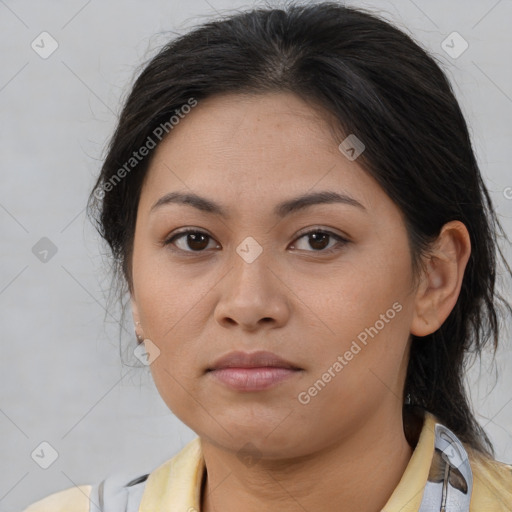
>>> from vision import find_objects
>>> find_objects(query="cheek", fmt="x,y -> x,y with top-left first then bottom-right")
148,362 -> 209,435
305,234 -> 415,383
132,240 -> 203,338
318,239 -> 412,336
131,255 -> 209,416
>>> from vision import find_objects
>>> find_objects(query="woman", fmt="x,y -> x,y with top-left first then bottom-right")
23,2 -> 512,511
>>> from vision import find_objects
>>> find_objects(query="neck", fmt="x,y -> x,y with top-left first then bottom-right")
200,407 -> 415,512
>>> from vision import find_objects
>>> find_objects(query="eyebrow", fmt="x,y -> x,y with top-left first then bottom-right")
150,190 -> 366,218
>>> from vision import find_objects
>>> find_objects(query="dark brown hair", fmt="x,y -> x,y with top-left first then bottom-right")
87,1 -> 512,457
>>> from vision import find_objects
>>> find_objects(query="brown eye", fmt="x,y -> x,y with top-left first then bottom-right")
291,229 -> 348,253
307,232 -> 330,250
165,230 -> 218,252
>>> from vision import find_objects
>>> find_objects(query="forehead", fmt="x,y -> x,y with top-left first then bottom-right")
139,91 -> 382,214
159,91 -> 340,156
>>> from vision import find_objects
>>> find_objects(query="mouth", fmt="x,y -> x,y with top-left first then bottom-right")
206,350 -> 303,391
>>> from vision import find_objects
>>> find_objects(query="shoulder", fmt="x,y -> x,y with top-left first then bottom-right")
22,485 -> 92,512
20,439 -> 201,512
21,473 -> 150,512
467,447 -> 512,511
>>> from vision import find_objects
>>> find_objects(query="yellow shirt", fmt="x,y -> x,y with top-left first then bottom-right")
23,411 -> 512,511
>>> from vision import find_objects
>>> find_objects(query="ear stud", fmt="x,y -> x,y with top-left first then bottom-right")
135,321 -> 144,343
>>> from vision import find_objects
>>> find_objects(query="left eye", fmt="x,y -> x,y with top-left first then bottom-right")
290,229 -> 348,253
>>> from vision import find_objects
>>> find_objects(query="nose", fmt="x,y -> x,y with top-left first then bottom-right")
213,248 -> 291,332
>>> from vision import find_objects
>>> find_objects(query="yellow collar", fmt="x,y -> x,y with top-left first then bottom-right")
139,412 -> 441,512
382,411 -> 437,511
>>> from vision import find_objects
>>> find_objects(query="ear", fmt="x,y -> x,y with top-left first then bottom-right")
411,220 -> 471,337
131,295 -> 144,342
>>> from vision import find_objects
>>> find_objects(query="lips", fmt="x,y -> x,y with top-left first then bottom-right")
206,350 -> 301,371
206,350 -> 302,391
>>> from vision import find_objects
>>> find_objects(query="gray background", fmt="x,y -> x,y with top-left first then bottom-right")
1,1 -> 511,510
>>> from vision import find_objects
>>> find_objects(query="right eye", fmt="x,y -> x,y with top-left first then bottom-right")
164,229 -> 220,253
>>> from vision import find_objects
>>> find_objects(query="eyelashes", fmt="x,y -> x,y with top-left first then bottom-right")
163,227 -> 349,255
164,230 -> 219,253
290,229 -> 348,253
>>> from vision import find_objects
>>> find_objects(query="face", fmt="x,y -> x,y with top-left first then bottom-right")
130,91 -> 419,459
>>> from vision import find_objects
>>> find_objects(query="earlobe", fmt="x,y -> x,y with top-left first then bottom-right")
410,261 -> 442,336
131,296 -> 140,325
131,297 -> 144,342
411,221 -> 471,337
